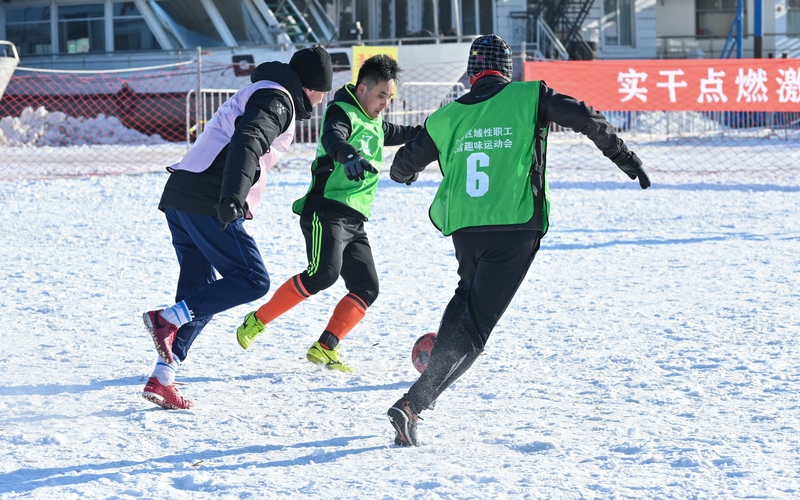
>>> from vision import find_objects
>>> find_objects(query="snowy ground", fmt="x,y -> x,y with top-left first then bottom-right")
1,145 -> 799,499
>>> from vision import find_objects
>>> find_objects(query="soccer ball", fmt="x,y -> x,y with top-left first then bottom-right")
411,332 -> 437,374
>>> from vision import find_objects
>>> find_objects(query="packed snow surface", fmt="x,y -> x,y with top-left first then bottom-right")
0,145 -> 798,499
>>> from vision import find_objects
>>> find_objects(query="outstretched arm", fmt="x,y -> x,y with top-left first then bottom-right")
389,127 -> 438,185
538,82 -> 650,189
383,121 -> 423,146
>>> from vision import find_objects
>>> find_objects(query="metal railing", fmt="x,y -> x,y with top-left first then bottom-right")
295,81 -> 467,143
187,82 -> 468,147
185,88 -> 239,145
526,17 -> 570,61
656,33 -> 800,59
548,110 -> 800,137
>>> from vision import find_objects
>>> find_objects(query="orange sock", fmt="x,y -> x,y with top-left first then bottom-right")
323,293 -> 368,341
255,275 -> 311,325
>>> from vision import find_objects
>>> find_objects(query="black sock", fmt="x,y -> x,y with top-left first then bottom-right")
318,330 -> 339,350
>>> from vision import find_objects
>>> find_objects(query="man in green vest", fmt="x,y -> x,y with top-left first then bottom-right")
235,54 -> 421,372
386,34 -> 650,446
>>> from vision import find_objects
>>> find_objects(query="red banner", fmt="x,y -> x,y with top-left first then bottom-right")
524,59 -> 800,111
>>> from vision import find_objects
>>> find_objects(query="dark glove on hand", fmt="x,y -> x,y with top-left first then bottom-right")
343,154 -> 377,181
215,197 -> 244,230
390,170 -> 419,185
617,151 -> 651,189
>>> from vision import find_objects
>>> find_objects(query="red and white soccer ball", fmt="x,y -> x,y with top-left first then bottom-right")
411,332 -> 437,374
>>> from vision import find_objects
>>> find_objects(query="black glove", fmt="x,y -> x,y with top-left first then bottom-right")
617,151 -> 651,189
342,154 -> 377,181
215,197 -> 244,230
390,170 -> 419,186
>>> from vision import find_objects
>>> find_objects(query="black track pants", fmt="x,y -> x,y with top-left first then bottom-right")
297,208 -> 379,306
406,229 -> 543,412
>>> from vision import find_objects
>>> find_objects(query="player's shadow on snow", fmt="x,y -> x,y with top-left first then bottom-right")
0,437 -> 383,494
545,229 -> 793,250
550,181 -> 800,192
207,437 -> 387,472
546,235 -> 728,251
308,381 -> 412,393
0,376 -> 147,397
0,376 -> 409,399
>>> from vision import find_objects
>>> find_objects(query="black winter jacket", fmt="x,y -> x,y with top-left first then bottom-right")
301,84 -> 422,220
390,75 -> 636,232
159,61 -> 314,216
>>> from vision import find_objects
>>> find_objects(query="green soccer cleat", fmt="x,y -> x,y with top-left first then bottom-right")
306,341 -> 354,372
237,311 -> 265,350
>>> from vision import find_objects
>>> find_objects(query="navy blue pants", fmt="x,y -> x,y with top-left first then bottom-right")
164,209 -> 270,362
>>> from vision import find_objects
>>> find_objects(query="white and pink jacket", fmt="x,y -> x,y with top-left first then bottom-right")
169,80 -> 296,218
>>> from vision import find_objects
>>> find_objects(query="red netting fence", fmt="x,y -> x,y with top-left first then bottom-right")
1,58 -> 798,182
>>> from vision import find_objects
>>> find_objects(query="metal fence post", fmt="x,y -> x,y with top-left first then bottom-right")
196,47 -> 203,137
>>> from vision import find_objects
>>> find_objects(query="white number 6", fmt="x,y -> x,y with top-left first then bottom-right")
466,152 -> 490,197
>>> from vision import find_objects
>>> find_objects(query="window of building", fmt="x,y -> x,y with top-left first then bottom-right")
460,0 -> 492,35
421,0 -> 436,34
421,0 -> 454,35
355,0 -> 371,40
438,0 -> 453,35
603,0 -> 633,46
478,0 -> 493,35
58,4 -> 106,54
380,0 -> 394,38
212,0 -> 267,45
113,2 -> 161,51
696,0 -> 746,37
394,0 -> 407,39
461,0 -> 476,35
5,6 -> 52,56
149,0 -> 225,48
789,0 -> 800,37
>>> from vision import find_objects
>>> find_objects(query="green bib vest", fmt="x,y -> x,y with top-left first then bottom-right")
293,93 -> 384,218
425,81 -> 546,235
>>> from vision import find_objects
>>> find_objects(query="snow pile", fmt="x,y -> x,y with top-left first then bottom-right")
0,106 -> 165,147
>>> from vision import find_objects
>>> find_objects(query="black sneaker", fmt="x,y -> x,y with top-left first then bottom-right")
388,398 -> 420,447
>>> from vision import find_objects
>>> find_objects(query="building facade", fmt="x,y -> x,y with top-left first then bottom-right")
1,0 -> 798,62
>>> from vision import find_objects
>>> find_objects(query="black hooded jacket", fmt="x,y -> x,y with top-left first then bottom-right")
390,74 -> 636,232
159,61 -> 314,216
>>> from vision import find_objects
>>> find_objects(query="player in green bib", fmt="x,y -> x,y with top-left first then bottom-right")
387,34 -> 651,446
236,55 -> 421,372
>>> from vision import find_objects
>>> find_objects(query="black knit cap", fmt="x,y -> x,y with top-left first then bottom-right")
289,46 -> 333,92
467,34 -> 513,80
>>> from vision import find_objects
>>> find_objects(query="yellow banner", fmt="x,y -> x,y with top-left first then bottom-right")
351,46 -> 399,84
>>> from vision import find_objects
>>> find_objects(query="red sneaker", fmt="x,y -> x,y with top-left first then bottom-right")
143,310 -> 177,364
142,377 -> 194,410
